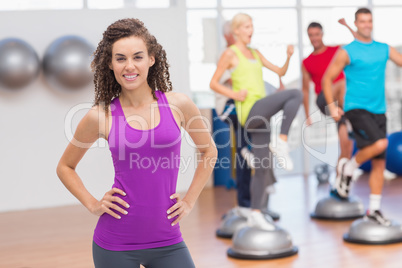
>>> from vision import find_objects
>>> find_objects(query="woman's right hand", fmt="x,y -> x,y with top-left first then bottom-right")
89,188 -> 130,219
234,89 -> 248,101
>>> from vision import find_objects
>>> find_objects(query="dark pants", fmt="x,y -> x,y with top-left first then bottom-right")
225,109 -> 251,208
93,241 -> 195,268
245,89 -> 302,209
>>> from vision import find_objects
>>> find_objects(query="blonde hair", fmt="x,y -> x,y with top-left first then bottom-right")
231,13 -> 252,32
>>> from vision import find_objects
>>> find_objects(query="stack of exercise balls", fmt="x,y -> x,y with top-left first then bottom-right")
0,35 -> 94,91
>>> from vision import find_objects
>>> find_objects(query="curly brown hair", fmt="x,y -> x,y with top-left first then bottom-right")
91,18 -> 172,114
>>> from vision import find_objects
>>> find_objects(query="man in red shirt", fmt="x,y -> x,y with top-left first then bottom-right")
302,21 -> 354,169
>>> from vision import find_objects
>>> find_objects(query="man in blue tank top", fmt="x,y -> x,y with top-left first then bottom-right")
322,7 -> 402,225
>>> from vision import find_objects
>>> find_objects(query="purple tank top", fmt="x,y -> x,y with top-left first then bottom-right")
93,90 -> 183,250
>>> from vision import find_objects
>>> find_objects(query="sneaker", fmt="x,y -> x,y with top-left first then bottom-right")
366,210 -> 391,227
240,147 -> 256,169
260,208 -> 280,221
222,207 -> 238,220
329,188 -> 348,200
269,138 -> 294,171
233,206 -> 252,218
247,210 -> 276,231
384,169 -> 397,181
334,158 -> 352,198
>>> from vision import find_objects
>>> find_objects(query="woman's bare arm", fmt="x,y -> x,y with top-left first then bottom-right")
165,92 -> 218,225
210,48 -> 247,101
56,106 -> 129,219
255,45 -> 294,76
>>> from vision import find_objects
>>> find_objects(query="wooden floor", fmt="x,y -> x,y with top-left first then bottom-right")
2,173 -> 402,268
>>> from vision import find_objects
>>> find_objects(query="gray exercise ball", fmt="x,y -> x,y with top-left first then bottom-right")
43,35 -> 94,90
0,38 -> 40,89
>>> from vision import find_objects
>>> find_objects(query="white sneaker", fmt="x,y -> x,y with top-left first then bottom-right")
384,169 -> 397,180
334,158 -> 352,198
366,210 -> 392,227
247,211 -> 276,231
240,147 -> 256,169
234,206 -> 252,218
269,138 -> 294,171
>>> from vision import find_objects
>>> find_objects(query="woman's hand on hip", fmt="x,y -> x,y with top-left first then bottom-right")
89,188 -> 130,219
167,193 -> 192,226
234,89 -> 247,102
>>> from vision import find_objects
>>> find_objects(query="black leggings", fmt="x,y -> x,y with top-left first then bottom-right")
93,241 -> 195,268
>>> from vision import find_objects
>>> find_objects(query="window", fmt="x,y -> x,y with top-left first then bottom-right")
222,0 -> 296,7
187,9 -> 218,92
222,9 -> 299,88
88,0 -> 169,9
302,0 -> 367,7
0,0 -> 170,10
87,0 -> 123,9
135,0 -> 169,8
301,7 -> 356,50
373,7 -> 402,133
186,0 -> 216,8
373,0 -> 402,5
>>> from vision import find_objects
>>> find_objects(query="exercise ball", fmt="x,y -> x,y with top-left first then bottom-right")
0,38 -> 40,89
344,217 -> 402,244
43,35 -> 94,90
386,131 -> 402,175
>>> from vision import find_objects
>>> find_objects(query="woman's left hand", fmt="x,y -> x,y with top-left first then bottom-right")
338,18 -> 347,26
287,45 -> 294,58
167,193 -> 192,226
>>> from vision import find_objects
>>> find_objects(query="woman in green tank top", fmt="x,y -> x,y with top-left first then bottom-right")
210,13 -> 302,228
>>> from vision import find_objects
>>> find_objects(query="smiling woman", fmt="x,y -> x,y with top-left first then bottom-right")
56,18 -> 217,268
108,37 -> 156,119
91,19 -> 172,115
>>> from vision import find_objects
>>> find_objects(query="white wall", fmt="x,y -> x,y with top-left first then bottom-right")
0,5 -> 197,212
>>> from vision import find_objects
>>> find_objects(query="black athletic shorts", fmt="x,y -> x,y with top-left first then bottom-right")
345,109 -> 387,159
316,92 -> 346,128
